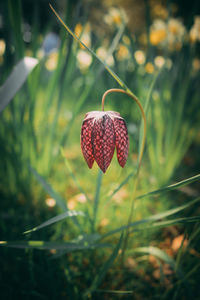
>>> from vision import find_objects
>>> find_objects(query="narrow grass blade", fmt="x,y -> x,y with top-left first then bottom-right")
50,233 -> 103,259
60,149 -> 93,225
0,57 -> 38,112
23,210 -> 85,235
131,216 -> 200,233
101,197 -> 200,239
0,240 -> 110,251
94,289 -> 133,295
92,170 -> 103,232
49,4 -> 133,94
106,171 -> 134,202
131,246 -> 181,276
30,167 -> 83,231
29,166 -> 67,210
148,216 -> 200,227
84,233 -> 123,297
136,174 -> 200,200
60,148 -> 91,203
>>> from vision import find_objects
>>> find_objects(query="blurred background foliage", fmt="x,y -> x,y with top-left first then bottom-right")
0,0 -> 200,299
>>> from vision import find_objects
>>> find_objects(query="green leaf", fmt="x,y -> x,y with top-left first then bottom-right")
132,246 -> 176,268
106,173 -> 200,208
92,170 -> 103,232
136,173 -> 200,200
23,210 -> 85,235
29,166 -> 83,231
102,197 -> 200,239
139,216 -> 200,229
0,57 -> 38,112
0,240 -> 111,251
94,289 -> 133,295
85,233 -> 123,297
29,166 -> 67,211
49,4 -> 134,94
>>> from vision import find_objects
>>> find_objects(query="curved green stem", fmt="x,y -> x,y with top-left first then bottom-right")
102,88 -> 146,168
101,88 -> 147,263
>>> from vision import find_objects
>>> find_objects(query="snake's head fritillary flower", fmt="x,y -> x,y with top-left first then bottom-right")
81,111 -> 129,173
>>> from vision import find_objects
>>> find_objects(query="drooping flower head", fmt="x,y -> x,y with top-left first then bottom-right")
81,111 -> 129,173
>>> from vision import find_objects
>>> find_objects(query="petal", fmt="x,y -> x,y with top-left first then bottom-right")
92,115 -> 115,173
113,118 -> 129,167
81,119 -> 95,168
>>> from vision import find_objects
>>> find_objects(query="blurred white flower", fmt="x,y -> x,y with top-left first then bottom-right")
167,18 -> 186,51
104,7 -> 128,27
134,50 -> 145,65
45,51 -> 58,71
77,50 -> 92,70
45,198 -> 56,208
154,56 -> 165,68
96,47 -> 114,66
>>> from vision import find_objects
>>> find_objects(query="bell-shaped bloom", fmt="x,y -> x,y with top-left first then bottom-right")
81,111 -> 129,173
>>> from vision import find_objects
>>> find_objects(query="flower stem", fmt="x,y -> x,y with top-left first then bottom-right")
101,88 -> 147,263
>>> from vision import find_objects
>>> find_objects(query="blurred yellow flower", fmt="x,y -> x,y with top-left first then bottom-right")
134,50 -> 145,65
68,199 -> 76,210
0,39 -> 6,56
116,44 -> 129,61
75,23 -> 83,37
150,18 -> 186,50
192,58 -> 200,71
189,16 -> 200,43
145,62 -> 154,73
77,50 -> 92,70
150,19 -> 167,45
154,56 -> 165,68
45,51 -> 58,71
150,29 -> 166,45
74,23 -> 91,49
79,33 -> 91,50
99,218 -> 109,227
45,198 -> 56,208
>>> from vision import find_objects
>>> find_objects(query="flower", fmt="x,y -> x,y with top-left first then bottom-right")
45,51 -> 58,71
154,56 -> 165,68
134,50 -> 145,65
145,62 -> 154,73
104,7 -> 127,27
77,50 -> 92,70
150,19 -> 167,45
81,111 -> 129,173
96,47 -> 114,66
189,16 -> 200,43
116,44 -> 130,61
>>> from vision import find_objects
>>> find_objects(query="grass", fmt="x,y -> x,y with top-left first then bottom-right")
0,0 -> 200,299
